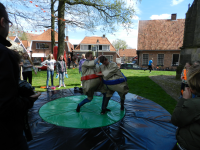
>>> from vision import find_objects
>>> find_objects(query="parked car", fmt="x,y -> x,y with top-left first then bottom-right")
120,63 -> 144,70
37,64 -> 56,71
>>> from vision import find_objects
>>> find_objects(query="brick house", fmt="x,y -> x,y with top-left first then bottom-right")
118,49 -> 137,63
25,29 -> 74,64
137,14 -> 185,70
74,35 -> 120,63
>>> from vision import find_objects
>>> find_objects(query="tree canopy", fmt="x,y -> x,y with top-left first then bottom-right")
112,39 -> 128,51
3,0 -> 141,57
5,0 -> 140,33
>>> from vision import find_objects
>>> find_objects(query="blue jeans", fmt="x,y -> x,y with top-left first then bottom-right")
47,70 -> 54,87
59,72 -> 65,86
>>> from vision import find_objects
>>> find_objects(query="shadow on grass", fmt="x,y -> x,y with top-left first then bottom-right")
126,75 -> 177,114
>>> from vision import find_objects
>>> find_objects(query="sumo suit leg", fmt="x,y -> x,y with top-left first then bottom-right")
76,98 -> 91,112
119,93 -> 126,111
101,93 -> 111,114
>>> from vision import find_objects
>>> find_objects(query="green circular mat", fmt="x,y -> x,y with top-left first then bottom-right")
39,95 -> 125,129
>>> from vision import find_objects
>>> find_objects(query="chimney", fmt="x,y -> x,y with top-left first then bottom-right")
171,14 -> 177,20
66,36 -> 69,41
102,34 -> 105,38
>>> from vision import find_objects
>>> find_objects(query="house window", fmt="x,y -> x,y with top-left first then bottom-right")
99,45 -> 102,50
88,45 -> 91,50
80,45 -> 88,50
36,43 -> 49,49
105,55 -> 113,62
142,54 -> 148,65
102,45 -> 109,51
92,46 -> 96,51
172,54 -> 179,66
157,54 -> 164,66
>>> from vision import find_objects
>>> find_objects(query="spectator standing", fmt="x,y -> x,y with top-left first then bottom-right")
22,53 -> 33,84
180,62 -> 192,98
72,55 -> 77,69
0,3 -> 40,149
171,65 -> 200,150
56,55 -> 67,88
144,58 -> 154,73
41,54 -> 56,89
68,54 -> 71,69
79,54 -> 86,86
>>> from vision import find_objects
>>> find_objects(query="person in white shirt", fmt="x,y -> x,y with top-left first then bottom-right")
41,54 -> 56,89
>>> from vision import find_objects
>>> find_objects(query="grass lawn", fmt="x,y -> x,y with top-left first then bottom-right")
32,68 -> 177,114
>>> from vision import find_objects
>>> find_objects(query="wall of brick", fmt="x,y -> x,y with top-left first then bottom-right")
32,41 -> 68,57
138,51 -> 180,69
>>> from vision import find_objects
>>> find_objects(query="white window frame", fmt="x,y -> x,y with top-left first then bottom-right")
157,54 -> 164,66
142,54 -> 149,65
36,43 -> 49,49
171,54 -> 180,66
104,55 -> 113,62
80,45 -> 89,50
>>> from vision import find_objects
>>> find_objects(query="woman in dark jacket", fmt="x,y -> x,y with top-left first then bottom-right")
56,55 -> 67,88
171,65 -> 200,150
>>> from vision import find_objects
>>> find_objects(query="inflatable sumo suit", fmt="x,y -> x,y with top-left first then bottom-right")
100,62 -> 129,111
76,59 -> 102,112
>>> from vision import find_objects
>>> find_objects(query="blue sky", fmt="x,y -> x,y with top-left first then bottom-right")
4,0 -> 195,49
68,0 -> 194,49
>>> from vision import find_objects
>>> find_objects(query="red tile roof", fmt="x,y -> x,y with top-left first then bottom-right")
75,36 -> 116,51
137,19 -> 185,50
119,49 -> 137,57
9,36 -> 16,41
67,42 -> 74,52
21,40 -> 29,48
27,29 -> 59,41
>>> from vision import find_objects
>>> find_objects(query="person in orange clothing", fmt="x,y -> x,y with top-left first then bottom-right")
180,62 -> 192,98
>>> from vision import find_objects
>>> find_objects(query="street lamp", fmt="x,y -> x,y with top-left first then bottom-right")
96,39 -> 99,57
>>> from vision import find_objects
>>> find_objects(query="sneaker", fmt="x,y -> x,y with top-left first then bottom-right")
63,85 -> 66,87
58,86 -> 61,88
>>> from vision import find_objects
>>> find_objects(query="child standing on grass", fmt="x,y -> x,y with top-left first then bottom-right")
180,62 -> 192,98
22,53 -> 33,84
171,65 -> 200,150
41,54 -> 56,89
56,55 -> 67,88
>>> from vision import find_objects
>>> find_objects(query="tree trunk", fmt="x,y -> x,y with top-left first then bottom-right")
51,0 -> 55,54
57,0 -> 65,60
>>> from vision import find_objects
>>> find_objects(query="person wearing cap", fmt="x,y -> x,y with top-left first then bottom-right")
0,3 -> 40,149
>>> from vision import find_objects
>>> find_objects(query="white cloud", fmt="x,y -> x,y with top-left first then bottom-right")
132,15 -> 139,20
150,14 -> 171,20
171,0 -> 184,6
107,23 -> 139,49
69,39 -> 82,45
